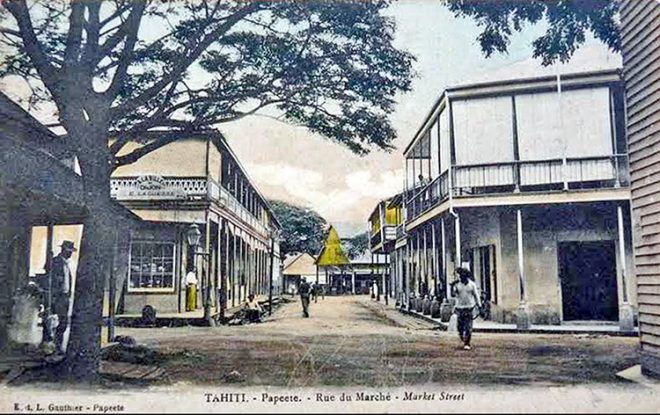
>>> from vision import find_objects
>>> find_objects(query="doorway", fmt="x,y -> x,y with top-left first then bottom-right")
558,241 -> 618,321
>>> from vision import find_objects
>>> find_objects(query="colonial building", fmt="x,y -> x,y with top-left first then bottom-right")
396,68 -> 635,329
0,93 -> 136,357
110,132 -> 281,317
368,196 -> 403,303
621,0 -> 660,377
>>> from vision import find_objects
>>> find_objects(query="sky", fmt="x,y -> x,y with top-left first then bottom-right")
1,1 -> 619,238
220,1 -> 616,237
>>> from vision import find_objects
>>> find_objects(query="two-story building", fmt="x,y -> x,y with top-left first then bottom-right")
397,68 -> 635,329
110,132 -> 281,317
368,196 -> 404,303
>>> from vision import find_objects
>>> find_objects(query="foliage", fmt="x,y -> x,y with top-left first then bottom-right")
342,232 -> 369,260
443,0 -> 620,66
0,0 -> 415,158
269,200 -> 328,257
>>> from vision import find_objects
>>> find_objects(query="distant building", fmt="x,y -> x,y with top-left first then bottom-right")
368,196 -> 403,303
110,132 -> 281,315
391,68 -> 634,328
282,253 -> 317,295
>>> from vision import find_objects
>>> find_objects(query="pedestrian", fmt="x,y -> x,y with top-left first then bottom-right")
299,277 -> 312,318
451,267 -> 481,350
184,266 -> 198,312
311,282 -> 318,303
243,293 -> 262,323
50,240 -> 76,353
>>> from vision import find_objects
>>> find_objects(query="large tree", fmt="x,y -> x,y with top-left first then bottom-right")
0,0 -> 413,380
444,0 -> 620,66
268,200 -> 327,257
342,232 -> 369,260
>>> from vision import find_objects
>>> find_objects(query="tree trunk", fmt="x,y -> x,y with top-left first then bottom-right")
61,127 -> 115,382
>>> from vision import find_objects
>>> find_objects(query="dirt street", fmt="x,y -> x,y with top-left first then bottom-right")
113,296 -> 640,387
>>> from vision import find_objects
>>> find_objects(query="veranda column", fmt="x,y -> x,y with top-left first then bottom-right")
431,221 -> 438,297
423,226 -> 428,297
352,268 -> 356,295
440,217 -> 453,322
618,204 -> 635,331
516,209 -> 531,330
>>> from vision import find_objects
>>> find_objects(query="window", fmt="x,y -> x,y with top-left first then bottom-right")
469,245 -> 497,304
129,241 -> 176,291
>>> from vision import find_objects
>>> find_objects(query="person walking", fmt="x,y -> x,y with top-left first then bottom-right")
50,240 -> 76,353
451,267 -> 481,350
299,277 -> 312,318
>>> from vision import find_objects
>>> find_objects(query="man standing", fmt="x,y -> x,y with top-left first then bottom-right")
451,267 -> 481,350
184,266 -> 198,312
50,240 -> 76,353
299,277 -> 312,318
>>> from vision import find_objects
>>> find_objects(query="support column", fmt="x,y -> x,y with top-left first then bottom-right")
618,204 -> 635,331
431,221 -> 437,297
454,213 -> 461,268
516,209 -> 531,330
423,226 -> 428,297
352,269 -> 356,295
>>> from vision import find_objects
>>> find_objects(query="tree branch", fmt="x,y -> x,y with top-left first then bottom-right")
4,0 -> 60,90
63,2 -> 85,68
104,1 -> 147,99
112,128 -> 212,167
109,3 -> 263,119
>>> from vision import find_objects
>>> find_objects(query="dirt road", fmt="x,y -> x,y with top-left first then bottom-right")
114,295 -> 639,387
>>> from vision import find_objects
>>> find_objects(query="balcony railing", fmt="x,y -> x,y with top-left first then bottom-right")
406,154 -> 629,221
110,176 -> 270,236
218,186 -> 269,236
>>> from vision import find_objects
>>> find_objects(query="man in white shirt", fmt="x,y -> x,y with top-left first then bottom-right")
451,267 -> 481,350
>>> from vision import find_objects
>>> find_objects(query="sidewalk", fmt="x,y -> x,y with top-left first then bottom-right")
369,298 -> 639,337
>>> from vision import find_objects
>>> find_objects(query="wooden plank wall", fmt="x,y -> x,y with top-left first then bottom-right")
622,0 -> 660,377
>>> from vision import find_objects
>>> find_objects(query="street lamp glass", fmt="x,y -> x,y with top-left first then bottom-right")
186,224 -> 202,248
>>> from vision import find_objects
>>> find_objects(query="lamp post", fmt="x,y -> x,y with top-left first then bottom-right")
268,229 -> 281,316
186,224 -> 214,326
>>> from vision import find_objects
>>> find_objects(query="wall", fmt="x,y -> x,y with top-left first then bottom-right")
113,138 -> 208,178
115,223 -> 184,315
460,203 -> 635,324
621,0 -> 660,378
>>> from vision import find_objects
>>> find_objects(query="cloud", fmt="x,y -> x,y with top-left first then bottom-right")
246,162 -> 404,223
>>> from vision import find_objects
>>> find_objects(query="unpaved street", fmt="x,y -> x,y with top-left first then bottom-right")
114,296 -> 639,387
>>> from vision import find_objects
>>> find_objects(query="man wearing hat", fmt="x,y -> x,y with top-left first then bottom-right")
51,240 -> 76,352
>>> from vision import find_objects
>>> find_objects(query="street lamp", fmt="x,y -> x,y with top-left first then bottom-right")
268,229 -> 282,316
186,224 -> 213,326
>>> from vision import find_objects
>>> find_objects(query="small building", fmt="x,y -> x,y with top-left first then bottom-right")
315,226 -> 351,295
395,67 -> 635,329
282,253 -> 317,295
0,93 -> 136,356
110,132 -> 281,316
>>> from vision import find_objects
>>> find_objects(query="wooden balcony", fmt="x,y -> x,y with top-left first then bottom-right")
110,176 -> 269,236
407,154 -> 629,221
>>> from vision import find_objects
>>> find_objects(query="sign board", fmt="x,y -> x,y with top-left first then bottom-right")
113,175 -> 188,201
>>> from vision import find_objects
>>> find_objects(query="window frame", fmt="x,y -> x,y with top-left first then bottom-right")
127,240 -> 177,293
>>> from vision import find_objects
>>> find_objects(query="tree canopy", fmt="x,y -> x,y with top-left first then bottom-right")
444,0 -> 620,66
342,232 -> 369,260
0,0 -> 414,160
269,199 -> 328,257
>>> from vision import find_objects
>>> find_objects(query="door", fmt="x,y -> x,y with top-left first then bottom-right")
559,241 -> 618,321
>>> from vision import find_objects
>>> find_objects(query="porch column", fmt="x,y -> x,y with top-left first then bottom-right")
454,213 -> 461,268
618,204 -> 635,331
423,226 -> 428,297
352,269 -> 356,295
440,217 -> 453,322
383,256 -> 388,305
416,231 -> 421,296
431,221 -> 438,297
516,209 -> 531,330
232,228 -> 237,308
